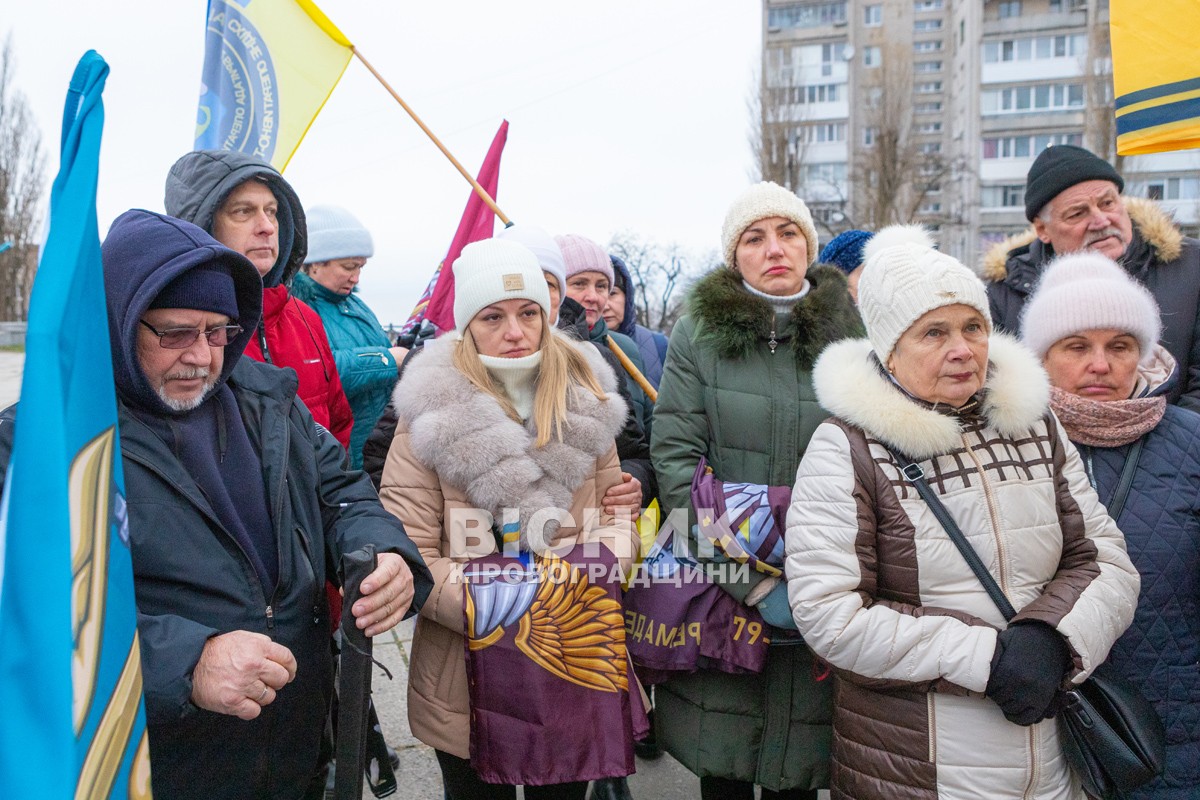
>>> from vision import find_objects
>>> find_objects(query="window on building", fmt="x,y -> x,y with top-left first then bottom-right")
919,142 -> 943,154
863,126 -> 878,146
820,42 -> 846,76
914,40 -> 944,53
805,162 -> 848,185
863,46 -> 882,67
914,101 -> 944,113
767,2 -> 848,30
981,185 -> 1027,208
864,4 -> 882,26
981,132 -> 1082,158
918,202 -> 943,214
1137,177 -> 1200,200
1049,0 -> 1064,11
915,80 -> 943,94
915,121 -> 943,134
998,1 -> 1022,18
982,83 -> 1085,114
985,33 -> 1085,62
914,18 -> 943,32
799,122 -> 847,143
915,61 -> 943,73
914,0 -> 944,10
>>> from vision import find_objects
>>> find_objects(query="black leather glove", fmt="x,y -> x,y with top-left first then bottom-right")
985,621 -> 1071,726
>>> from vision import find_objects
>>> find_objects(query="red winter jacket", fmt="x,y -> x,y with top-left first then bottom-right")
243,285 -> 354,450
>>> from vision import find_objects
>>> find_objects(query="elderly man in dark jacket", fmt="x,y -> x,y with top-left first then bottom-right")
983,143 -> 1200,410
0,210 -> 432,800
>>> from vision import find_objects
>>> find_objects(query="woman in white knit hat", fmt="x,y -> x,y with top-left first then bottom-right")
378,239 -> 641,798
784,226 -> 1139,799
1022,253 -> 1200,799
650,181 -> 861,799
291,204 -> 407,468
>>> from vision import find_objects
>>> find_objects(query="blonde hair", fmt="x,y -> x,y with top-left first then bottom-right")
453,311 -> 609,447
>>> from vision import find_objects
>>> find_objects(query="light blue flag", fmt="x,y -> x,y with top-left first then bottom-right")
0,52 -> 151,798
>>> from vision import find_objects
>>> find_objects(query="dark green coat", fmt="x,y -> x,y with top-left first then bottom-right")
649,265 -> 861,790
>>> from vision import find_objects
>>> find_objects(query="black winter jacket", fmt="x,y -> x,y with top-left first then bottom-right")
983,197 -> 1200,410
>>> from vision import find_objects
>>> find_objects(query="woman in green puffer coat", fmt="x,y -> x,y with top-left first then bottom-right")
650,182 -> 861,799
290,205 -> 406,468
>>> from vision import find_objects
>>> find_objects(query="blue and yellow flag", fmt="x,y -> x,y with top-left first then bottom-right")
1111,1 -> 1200,155
0,52 -> 151,798
194,0 -> 353,170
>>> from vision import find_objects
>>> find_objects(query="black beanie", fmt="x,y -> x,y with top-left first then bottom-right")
1024,144 -> 1124,222
149,261 -> 240,319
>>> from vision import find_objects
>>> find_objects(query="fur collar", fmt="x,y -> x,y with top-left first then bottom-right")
813,333 -> 1050,461
392,330 -> 628,548
688,264 -> 863,366
982,196 -> 1184,281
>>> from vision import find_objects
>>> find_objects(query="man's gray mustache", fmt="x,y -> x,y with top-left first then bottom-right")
1085,227 -> 1125,247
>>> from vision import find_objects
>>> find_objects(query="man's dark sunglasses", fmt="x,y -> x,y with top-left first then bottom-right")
139,319 -> 243,349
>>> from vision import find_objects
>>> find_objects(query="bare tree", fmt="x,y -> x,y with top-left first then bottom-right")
0,36 -> 46,322
748,45 -> 853,237
853,46 -> 959,229
1082,14 -> 1122,173
747,48 -> 810,192
608,232 -> 717,334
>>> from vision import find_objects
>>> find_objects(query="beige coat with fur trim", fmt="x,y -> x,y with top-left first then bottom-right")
983,196 -> 1200,410
379,332 -> 639,759
785,334 -> 1139,800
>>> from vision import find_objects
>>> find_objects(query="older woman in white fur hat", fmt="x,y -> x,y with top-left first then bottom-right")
1023,253 -> 1200,799
784,226 -> 1139,800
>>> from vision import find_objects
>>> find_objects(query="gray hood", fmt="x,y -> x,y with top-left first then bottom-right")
164,150 -> 307,288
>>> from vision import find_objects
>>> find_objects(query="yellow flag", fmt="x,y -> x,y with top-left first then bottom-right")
1110,1 -> 1200,155
194,0 -> 353,170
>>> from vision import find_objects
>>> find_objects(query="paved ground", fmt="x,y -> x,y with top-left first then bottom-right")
0,351 -> 21,407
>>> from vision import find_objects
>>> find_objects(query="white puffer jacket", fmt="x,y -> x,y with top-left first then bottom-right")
784,334 -> 1139,800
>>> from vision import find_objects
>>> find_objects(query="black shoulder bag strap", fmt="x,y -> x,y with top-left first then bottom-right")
1105,437 -> 1145,522
886,448 -> 1017,621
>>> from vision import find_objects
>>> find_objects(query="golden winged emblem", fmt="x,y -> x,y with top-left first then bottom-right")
465,552 -> 628,693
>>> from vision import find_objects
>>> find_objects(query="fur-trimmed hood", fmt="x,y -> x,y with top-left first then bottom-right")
392,330 -> 628,547
812,333 -> 1050,461
982,196 -> 1184,281
688,264 -> 863,366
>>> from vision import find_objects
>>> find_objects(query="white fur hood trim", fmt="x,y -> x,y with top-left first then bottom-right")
391,329 -> 627,547
813,333 -> 1050,460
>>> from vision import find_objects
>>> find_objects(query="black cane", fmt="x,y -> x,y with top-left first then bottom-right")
334,546 -> 376,800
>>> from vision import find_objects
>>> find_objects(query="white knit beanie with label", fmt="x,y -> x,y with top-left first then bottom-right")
452,239 -> 551,336
856,225 -> 992,361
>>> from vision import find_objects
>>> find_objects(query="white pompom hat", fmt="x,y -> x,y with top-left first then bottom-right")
1020,253 -> 1161,364
856,225 -> 992,361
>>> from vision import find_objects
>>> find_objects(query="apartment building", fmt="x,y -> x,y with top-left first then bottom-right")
762,0 -> 1200,265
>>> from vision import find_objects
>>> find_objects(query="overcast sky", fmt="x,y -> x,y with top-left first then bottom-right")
3,1 -> 762,324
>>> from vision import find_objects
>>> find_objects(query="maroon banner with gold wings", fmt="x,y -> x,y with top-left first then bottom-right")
464,545 -> 640,785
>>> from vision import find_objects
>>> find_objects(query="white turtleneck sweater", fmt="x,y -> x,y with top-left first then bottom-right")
742,279 -> 810,319
479,350 -> 542,421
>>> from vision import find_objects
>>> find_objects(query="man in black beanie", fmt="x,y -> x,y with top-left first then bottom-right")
983,143 -> 1200,410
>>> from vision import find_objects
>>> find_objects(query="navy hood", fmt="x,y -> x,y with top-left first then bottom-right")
609,255 -> 638,337
163,149 -> 307,288
101,210 -> 263,415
